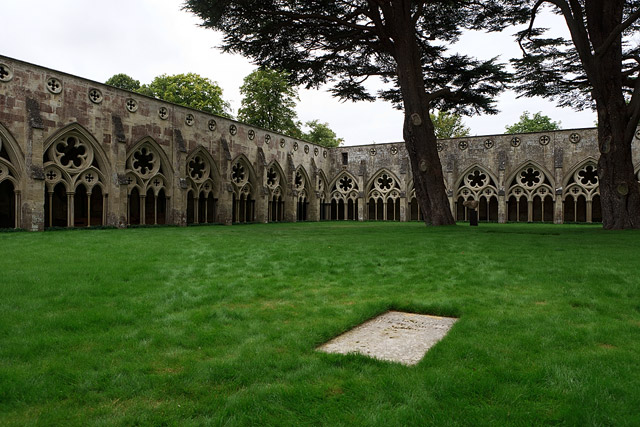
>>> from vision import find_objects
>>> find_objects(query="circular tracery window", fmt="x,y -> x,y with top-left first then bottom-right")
375,174 -> 394,192
132,147 -> 158,176
576,164 -> 598,187
53,136 -> 91,171
232,162 -> 246,185
188,155 -> 209,182
517,167 -> 542,188
338,175 -> 353,192
466,169 -> 488,189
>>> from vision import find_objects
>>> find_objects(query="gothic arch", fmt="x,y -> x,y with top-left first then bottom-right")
366,168 -> 401,221
186,147 -> 221,224
506,161 -> 555,223
265,160 -> 286,222
125,137 -> 173,226
43,123 -> 111,227
230,154 -> 257,223
0,123 -> 23,228
294,165 -> 311,221
316,169 -> 329,220
562,157 -> 600,223
454,164 -> 499,222
329,171 -> 359,220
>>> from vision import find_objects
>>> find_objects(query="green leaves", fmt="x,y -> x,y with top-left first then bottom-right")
139,73 -> 232,117
505,111 -> 561,134
237,67 -> 301,136
429,111 -> 471,139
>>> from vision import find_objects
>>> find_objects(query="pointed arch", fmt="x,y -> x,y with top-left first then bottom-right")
454,163 -> 499,193
0,122 -> 25,176
127,136 -> 175,179
294,165 -> 311,221
186,145 -> 222,188
316,169 -> 329,221
329,171 -> 359,220
185,146 -> 220,225
366,168 -> 401,221
43,122 -> 111,227
125,137 -> 174,226
454,164 -> 500,222
43,122 -> 111,175
562,157 -> 599,223
230,154 -> 257,223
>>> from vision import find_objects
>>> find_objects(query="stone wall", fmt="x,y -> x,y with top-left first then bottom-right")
1,55 -> 639,230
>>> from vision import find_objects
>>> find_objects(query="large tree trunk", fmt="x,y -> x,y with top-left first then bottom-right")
387,2 -> 455,226
586,1 -> 640,229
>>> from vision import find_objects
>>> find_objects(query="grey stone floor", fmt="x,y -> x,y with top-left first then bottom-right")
317,311 -> 457,365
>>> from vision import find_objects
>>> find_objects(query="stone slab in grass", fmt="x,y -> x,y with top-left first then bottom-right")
318,311 -> 457,365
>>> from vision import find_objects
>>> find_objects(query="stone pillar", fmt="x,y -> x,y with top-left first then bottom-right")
400,197 -> 407,221
498,193 -> 506,223
308,192 -> 319,221
216,187 -> 233,225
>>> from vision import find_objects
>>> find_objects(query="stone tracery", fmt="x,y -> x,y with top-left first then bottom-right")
125,140 -> 170,226
186,149 -> 217,225
43,128 -> 108,228
455,166 -> 499,222
367,170 -> 401,221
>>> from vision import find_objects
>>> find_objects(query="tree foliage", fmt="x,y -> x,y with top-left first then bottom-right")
509,0 -> 640,229
138,73 -> 231,117
430,111 -> 471,139
184,0 -> 514,225
505,111 -> 560,134
237,68 -> 301,137
302,120 -> 343,147
105,73 -> 141,92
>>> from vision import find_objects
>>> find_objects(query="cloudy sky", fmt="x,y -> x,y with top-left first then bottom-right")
3,0 -> 596,145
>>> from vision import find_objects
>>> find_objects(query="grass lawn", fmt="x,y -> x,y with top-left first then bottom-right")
1,222 -> 639,425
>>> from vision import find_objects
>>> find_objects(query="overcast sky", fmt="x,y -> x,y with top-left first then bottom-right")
3,0 -> 596,146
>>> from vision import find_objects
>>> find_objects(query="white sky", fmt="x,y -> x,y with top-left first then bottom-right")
2,0 -> 596,146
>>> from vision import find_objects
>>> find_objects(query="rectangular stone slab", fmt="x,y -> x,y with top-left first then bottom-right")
318,311 -> 457,365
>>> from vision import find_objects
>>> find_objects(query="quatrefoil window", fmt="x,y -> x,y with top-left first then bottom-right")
132,147 -> 155,175
126,98 -> 138,113
570,133 -> 581,144
520,168 -> 541,187
186,114 -> 195,126
266,167 -> 278,187
377,174 -> 393,191
47,78 -> 62,94
0,64 -> 13,82
208,119 -> 217,131
229,125 -> 237,135
339,175 -> 353,192
189,156 -> 206,180
232,163 -> 245,184
248,129 -> 255,140
56,137 -> 87,168
89,88 -> 103,104
467,170 -> 487,188
578,165 -> 598,186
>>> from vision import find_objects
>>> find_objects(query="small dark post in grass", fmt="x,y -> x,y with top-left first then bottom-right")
464,200 -> 479,226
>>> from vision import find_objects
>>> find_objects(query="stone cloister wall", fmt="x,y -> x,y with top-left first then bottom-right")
1,55 -> 639,230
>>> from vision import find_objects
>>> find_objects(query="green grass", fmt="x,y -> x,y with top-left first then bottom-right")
1,222 -> 639,426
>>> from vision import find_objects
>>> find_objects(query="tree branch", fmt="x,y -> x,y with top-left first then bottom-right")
595,7 -> 640,57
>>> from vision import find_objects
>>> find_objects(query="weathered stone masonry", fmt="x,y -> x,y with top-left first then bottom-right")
1,55 -> 639,230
